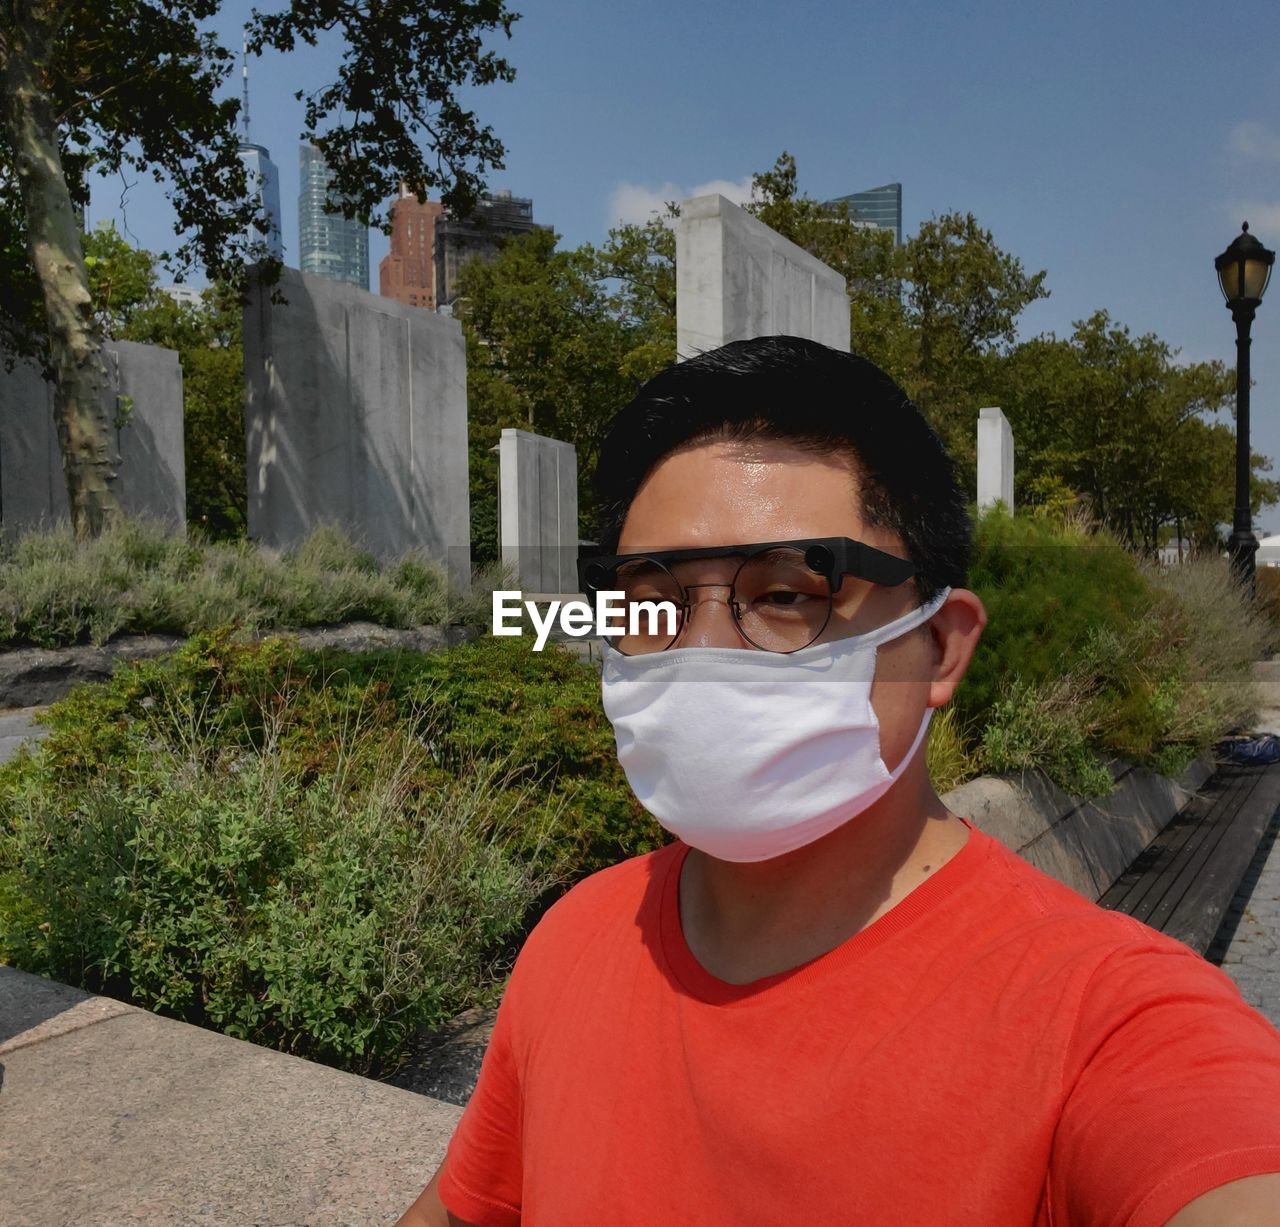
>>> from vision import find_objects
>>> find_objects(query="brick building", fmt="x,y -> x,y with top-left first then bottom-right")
379,187 -> 538,311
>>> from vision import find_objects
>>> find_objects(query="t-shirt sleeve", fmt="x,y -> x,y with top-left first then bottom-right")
437,986 -> 525,1227
1049,934 -> 1280,1227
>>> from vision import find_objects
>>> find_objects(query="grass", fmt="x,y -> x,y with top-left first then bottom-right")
0,519 -> 500,649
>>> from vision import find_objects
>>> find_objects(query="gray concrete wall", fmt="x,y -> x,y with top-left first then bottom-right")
244,267 -> 469,575
676,194 -> 851,360
0,343 -> 186,532
498,427 -> 578,593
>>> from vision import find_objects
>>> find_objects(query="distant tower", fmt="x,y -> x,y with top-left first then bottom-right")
825,182 -> 902,245
236,44 -> 284,261
298,143 -> 369,290
380,184 -> 445,309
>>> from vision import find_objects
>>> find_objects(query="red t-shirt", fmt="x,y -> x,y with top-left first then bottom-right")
438,822 -> 1280,1226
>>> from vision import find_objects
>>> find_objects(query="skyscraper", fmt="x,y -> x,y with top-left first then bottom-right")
236,48 -> 283,261
825,183 -> 903,245
298,144 -> 369,290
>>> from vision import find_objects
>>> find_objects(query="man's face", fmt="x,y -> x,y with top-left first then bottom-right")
617,437 -> 943,772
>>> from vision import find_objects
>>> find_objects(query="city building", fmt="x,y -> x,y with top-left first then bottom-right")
159,285 -> 205,309
435,190 -> 537,308
298,143 -> 369,290
236,49 -> 283,261
825,182 -> 903,245
379,188 -> 539,311
379,185 -> 445,309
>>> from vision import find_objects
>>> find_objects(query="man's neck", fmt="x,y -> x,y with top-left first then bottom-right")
676,761 -> 969,986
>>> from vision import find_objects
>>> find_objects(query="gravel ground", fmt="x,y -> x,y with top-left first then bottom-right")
385,1007 -> 497,1106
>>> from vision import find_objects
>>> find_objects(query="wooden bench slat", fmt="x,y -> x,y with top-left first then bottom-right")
1099,759 -> 1280,956
1162,766 -> 1280,953
1141,768 -> 1263,933
1127,770 -> 1257,926
1098,791 -> 1213,913
1097,771 -> 1246,914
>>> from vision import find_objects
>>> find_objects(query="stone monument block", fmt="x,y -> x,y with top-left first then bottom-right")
977,406 -> 1014,513
498,428 -> 578,594
244,267 -> 470,575
676,194 -> 851,360
0,341 -> 186,532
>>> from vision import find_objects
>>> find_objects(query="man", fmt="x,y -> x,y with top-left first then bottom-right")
401,337 -> 1280,1225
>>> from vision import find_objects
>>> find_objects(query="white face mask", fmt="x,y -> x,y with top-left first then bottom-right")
600,588 -> 950,863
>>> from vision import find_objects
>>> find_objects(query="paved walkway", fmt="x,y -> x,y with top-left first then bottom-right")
1205,658 -> 1280,1026
1211,806 -> 1280,1027
0,966 -> 460,1224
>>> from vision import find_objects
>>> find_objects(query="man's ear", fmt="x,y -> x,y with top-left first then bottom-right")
927,589 -> 986,710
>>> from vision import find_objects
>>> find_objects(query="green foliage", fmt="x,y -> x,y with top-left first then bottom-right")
457,221 -> 678,559
0,519 -> 481,648
961,509 -> 1152,720
80,225 -> 248,537
926,704 -> 981,796
747,152 -> 1049,479
955,508 -> 1266,795
0,632 -> 563,1073
300,635 -> 667,877
994,312 -> 1275,552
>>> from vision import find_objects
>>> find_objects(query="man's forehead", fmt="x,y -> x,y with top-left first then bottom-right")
619,438 -> 902,555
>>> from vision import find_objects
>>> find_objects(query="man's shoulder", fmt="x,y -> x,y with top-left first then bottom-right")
964,825 -> 1212,969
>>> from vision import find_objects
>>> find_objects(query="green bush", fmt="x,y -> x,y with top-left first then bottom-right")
958,509 -> 1264,794
0,520 -> 489,649
0,633 -> 573,1074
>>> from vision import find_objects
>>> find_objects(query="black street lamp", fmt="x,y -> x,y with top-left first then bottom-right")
1216,222 -> 1275,591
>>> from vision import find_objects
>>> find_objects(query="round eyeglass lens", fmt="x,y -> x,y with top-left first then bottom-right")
730,547 -> 833,652
613,558 -> 684,654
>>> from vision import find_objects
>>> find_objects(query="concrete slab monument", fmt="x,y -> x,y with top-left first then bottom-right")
0,341 -> 186,531
977,406 -> 1014,513
244,266 -> 470,575
498,428 -> 578,594
675,193 -> 851,360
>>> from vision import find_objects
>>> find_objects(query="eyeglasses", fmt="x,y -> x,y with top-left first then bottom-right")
577,537 -> 917,655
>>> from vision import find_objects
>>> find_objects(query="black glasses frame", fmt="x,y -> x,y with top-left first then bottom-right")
577,537 -> 917,654
577,536 -> 917,596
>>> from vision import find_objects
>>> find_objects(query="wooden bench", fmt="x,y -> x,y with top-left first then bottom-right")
1098,760 -> 1280,955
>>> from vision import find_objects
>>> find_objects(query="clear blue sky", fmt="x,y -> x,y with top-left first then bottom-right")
89,0 -> 1280,528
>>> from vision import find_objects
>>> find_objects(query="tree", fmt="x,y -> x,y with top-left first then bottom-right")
746,153 -> 1047,476
456,220 -> 679,561
81,223 -> 247,537
0,0 -> 517,537
995,311 -> 1277,551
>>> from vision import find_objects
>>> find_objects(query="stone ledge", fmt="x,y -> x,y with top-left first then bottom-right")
0,966 -> 459,1225
941,753 -> 1216,901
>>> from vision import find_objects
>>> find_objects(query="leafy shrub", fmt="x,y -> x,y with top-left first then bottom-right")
0,634 -> 568,1074
959,509 -> 1264,794
0,519 -> 490,648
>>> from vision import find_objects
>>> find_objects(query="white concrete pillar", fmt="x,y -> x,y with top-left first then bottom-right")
498,428 -> 578,594
675,194 -> 850,360
977,407 -> 1014,513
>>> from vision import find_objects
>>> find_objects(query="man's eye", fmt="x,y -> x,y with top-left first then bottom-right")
757,589 -> 817,607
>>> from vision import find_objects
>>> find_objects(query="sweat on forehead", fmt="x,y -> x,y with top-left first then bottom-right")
618,436 -> 879,553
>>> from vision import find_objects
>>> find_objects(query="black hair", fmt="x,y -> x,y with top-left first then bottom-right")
592,335 -> 969,602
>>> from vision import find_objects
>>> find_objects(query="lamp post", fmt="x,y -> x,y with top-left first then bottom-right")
1215,222 -> 1275,591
